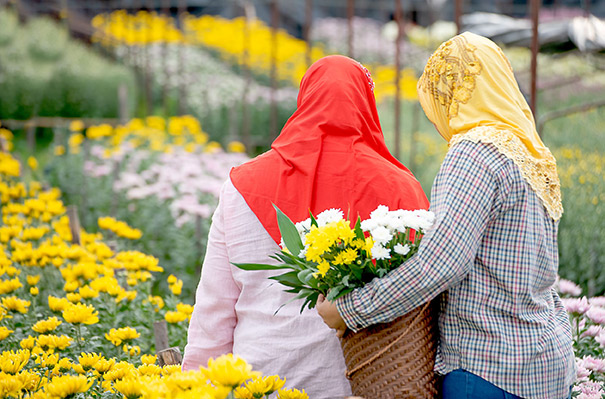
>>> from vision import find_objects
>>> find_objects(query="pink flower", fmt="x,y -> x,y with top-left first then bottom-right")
574,380 -> 605,399
590,297 -> 605,307
586,306 -> 605,325
562,297 -> 591,315
581,325 -> 604,338
580,356 -> 605,373
596,331 -> 605,348
576,359 -> 592,381
557,278 -> 582,296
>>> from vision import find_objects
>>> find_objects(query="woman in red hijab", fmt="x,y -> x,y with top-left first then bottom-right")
183,55 -> 428,397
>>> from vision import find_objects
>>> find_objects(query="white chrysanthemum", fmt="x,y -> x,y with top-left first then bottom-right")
360,218 -> 378,232
296,218 -> 312,244
279,238 -> 287,249
295,218 -> 311,234
316,208 -> 344,226
413,210 -> 436,231
370,205 -> 389,219
371,244 -> 391,260
394,243 -> 410,256
371,226 -> 393,245
298,247 -> 308,259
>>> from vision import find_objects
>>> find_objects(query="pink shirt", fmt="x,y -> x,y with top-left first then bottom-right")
183,179 -> 352,398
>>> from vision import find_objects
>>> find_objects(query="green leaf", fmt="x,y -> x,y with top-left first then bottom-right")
354,216 -> 364,240
273,204 -> 304,257
232,262 -> 292,271
309,211 -> 318,228
296,269 -> 315,285
269,271 -> 304,288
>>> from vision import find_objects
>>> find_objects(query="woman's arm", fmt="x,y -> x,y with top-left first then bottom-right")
336,141 -> 502,332
182,184 -> 240,371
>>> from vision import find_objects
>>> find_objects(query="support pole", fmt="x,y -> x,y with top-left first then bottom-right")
394,0 -> 403,159
304,0 -> 313,68
347,0 -> 354,58
454,0 -> 463,34
270,0 -> 279,139
529,0 -> 540,124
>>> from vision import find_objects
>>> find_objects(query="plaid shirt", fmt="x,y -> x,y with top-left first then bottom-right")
337,140 -> 577,399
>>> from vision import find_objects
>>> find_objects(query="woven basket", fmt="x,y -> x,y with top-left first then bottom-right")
339,300 -> 439,398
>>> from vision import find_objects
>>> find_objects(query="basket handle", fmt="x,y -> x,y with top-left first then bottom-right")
344,300 -> 433,379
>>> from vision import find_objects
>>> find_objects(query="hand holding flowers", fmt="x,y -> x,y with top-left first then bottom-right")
235,204 -> 435,312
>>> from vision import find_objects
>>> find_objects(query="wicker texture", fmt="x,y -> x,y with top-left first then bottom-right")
340,301 -> 440,398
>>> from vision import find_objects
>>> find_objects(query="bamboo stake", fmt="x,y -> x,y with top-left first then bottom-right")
270,0 -> 279,139
529,0 -> 540,123
393,0 -> 403,159
304,0 -> 313,68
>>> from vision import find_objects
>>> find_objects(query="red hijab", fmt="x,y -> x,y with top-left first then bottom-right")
230,55 -> 429,244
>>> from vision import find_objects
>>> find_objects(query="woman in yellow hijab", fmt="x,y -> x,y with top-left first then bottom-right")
318,32 -> 575,399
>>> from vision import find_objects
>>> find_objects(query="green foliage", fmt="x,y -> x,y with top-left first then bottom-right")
44,149 -> 205,301
0,9 -> 137,120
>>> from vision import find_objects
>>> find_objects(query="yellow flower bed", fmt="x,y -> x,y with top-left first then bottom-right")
91,11 -> 418,102
0,131 -> 306,398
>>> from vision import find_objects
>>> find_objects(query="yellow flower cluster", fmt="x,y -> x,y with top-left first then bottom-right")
0,127 -> 305,398
90,11 -> 419,102
98,216 -> 143,240
65,115 -> 238,157
304,220 -> 356,263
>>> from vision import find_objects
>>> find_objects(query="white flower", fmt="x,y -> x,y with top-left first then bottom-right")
371,244 -> 391,260
371,226 -> 393,245
298,247 -> 308,259
360,218 -> 378,232
316,208 -> 344,226
370,205 -> 389,219
295,218 -> 311,233
394,243 -> 410,256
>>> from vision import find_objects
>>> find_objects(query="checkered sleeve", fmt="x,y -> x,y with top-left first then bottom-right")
337,141 -> 501,332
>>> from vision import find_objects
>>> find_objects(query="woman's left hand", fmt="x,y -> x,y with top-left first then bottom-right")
317,294 -> 347,338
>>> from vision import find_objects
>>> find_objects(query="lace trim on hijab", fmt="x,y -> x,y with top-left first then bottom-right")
450,126 -> 563,221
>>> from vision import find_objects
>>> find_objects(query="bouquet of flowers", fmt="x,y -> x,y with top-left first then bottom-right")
235,204 -> 435,312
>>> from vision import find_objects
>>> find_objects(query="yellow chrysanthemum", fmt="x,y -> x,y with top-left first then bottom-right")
0,277 -> 22,295
316,260 -> 330,278
276,388 -> 309,399
203,354 -> 260,388
0,349 -> 30,374
138,363 -> 161,376
26,274 -> 41,285
55,357 -> 74,373
0,372 -> 24,397
333,248 -> 358,266
78,352 -> 103,371
36,334 -> 73,351
94,357 -> 115,374
1,296 -> 30,313
45,374 -> 92,399
242,375 -> 286,398
165,311 -> 187,324
122,345 -> 140,357
19,336 -> 36,350
30,286 -> 39,296
113,377 -> 145,399
105,327 -> 140,346
0,326 -> 13,340
141,354 -> 157,365
32,316 -> 62,334
62,303 -> 99,325
48,295 -> 71,312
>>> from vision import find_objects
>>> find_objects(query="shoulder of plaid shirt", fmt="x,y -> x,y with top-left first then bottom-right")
336,139 -> 577,399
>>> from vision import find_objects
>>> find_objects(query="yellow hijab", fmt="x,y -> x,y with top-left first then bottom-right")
417,32 -> 563,220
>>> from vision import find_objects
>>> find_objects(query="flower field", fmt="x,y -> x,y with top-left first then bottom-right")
0,130 -> 307,399
45,116 -> 249,299
2,4 -> 605,397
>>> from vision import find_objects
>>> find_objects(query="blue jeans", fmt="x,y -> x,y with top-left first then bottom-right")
442,369 -> 573,399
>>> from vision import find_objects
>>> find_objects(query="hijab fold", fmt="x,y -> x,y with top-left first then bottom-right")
417,32 -> 563,220
231,55 -> 429,244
